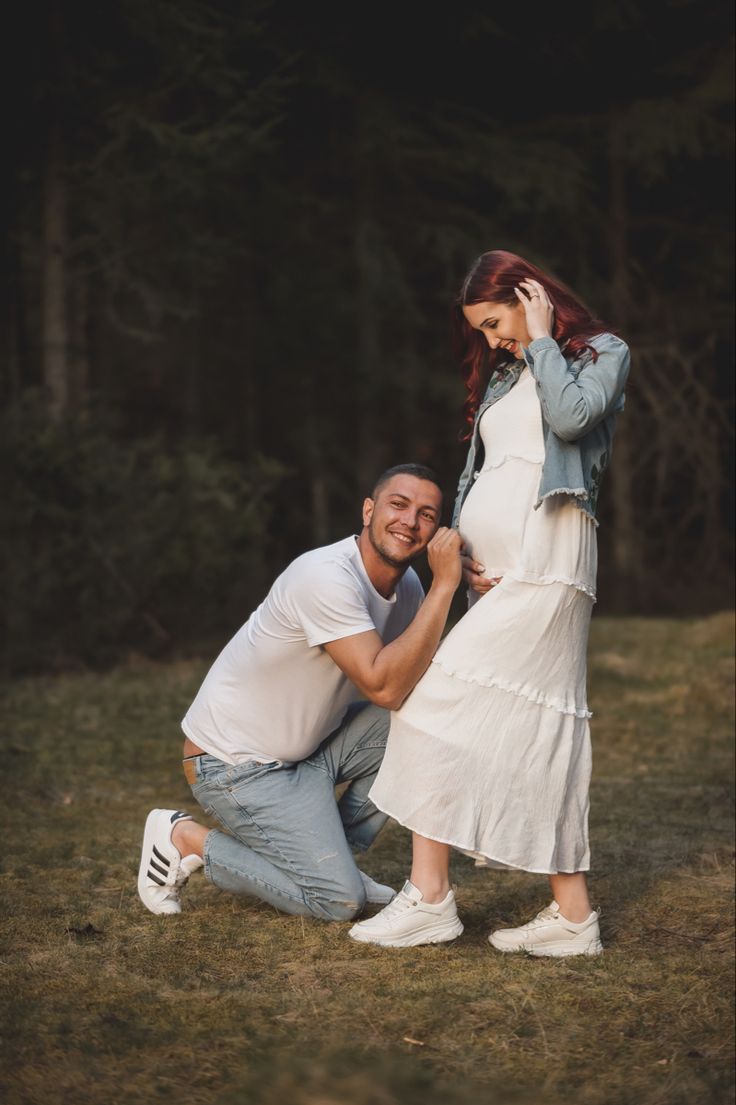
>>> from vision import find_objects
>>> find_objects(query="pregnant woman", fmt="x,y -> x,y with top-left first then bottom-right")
349,249 -> 630,955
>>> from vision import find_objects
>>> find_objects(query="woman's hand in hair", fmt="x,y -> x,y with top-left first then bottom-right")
515,279 -> 554,342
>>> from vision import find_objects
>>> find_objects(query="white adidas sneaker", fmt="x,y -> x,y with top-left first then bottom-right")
348,880 -> 464,947
137,808 -> 204,915
489,900 -> 603,957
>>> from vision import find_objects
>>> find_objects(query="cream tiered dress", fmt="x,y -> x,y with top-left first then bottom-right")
369,365 -> 597,873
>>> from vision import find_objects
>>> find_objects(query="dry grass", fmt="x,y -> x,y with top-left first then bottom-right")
0,613 -> 734,1105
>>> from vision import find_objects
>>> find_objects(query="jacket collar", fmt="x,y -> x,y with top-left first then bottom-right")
482,358 -> 525,408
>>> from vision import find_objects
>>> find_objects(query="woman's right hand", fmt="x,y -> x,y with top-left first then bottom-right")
461,554 -> 501,595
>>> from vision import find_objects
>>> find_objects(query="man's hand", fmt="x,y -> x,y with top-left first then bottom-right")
323,528 -> 463,711
461,554 -> 501,596
426,527 -> 463,592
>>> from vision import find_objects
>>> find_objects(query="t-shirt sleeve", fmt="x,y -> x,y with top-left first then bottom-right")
406,569 -> 425,617
293,563 -> 377,648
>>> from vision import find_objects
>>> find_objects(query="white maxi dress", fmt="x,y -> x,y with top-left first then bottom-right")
369,365 -> 597,873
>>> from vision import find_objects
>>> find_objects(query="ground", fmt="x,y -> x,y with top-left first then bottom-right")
1,613 -> 733,1105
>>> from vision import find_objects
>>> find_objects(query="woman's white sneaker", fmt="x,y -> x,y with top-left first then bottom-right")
348,880 -> 464,947
489,900 -> 603,957
137,808 -> 204,915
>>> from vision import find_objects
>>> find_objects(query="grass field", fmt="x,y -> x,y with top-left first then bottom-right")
0,613 -> 734,1105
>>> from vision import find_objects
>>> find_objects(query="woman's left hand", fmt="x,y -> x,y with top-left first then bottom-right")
461,555 -> 501,595
514,279 -> 554,342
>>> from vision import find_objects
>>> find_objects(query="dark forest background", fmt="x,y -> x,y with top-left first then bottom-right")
3,0 -> 734,675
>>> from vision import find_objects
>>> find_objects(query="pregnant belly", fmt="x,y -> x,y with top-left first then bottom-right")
457,460 -> 542,574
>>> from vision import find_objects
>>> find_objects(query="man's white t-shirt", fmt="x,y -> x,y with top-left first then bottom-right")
182,536 -> 424,765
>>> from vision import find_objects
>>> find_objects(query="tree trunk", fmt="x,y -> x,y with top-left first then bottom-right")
3,194 -> 30,403
71,267 -> 90,406
300,377 -> 330,546
310,466 -> 329,547
354,215 -> 384,489
353,98 -> 386,497
42,124 -> 70,419
607,110 -> 643,606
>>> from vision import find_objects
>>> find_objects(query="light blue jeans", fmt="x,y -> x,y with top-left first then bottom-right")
187,702 -> 390,921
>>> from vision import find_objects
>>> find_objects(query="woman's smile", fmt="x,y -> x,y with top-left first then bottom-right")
462,300 -> 531,353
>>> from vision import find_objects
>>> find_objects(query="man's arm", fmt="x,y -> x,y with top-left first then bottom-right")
323,528 -> 463,711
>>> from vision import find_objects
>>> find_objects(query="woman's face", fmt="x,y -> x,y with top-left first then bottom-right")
462,300 -> 531,358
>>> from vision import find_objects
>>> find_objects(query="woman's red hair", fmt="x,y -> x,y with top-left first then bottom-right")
454,250 -> 611,438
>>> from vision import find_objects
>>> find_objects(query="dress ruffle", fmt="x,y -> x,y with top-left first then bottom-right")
430,657 -> 592,718
479,452 -> 545,472
504,568 -> 596,601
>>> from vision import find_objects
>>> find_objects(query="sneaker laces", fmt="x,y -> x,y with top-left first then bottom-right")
173,854 -> 203,889
513,904 -> 559,935
534,905 -> 559,923
376,887 -> 420,920
154,866 -> 189,909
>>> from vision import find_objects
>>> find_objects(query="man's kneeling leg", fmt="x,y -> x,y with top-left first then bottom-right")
311,702 -> 391,852
190,753 -> 369,920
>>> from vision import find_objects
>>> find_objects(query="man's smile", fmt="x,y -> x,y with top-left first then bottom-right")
388,530 -> 417,547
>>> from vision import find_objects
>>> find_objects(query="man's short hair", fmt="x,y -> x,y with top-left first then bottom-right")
371,463 -> 442,499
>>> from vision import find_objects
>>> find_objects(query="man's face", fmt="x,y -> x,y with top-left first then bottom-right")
362,475 -> 442,568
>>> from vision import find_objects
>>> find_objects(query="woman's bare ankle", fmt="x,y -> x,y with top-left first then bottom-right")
409,873 -> 451,904
409,835 -> 451,903
549,872 -> 592,923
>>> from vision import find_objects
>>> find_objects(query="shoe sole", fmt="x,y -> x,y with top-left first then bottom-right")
349,918 -> 464,947
138,809 -> 179,915
489,935 -> 604,957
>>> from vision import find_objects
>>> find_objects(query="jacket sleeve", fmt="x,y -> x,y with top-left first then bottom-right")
528,334 -> 630,442
451,442 -> 476,529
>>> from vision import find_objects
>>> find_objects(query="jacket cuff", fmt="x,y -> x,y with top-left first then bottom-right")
528,336 -> 559,354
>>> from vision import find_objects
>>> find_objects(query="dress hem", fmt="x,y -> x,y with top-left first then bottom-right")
369,799 -> 590,876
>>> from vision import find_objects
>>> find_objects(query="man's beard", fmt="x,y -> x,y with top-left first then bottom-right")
367,519 -> 417,568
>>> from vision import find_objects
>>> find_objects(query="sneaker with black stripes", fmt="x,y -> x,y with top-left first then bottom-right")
137,808 -> 204,915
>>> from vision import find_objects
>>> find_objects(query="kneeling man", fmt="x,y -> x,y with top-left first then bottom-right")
138,464 -> 462,922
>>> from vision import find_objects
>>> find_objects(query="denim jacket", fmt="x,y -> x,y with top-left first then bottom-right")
451,332 -> 630,528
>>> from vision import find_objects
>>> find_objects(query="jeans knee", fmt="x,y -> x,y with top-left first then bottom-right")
357,702 -> 390,744
319,896 -> 365,922
306,882 -> 367,922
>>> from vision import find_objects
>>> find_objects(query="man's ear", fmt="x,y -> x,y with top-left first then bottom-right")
362,497 -> 374,527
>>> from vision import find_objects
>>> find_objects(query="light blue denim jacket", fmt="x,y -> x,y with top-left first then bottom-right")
451,332 -> 630,528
